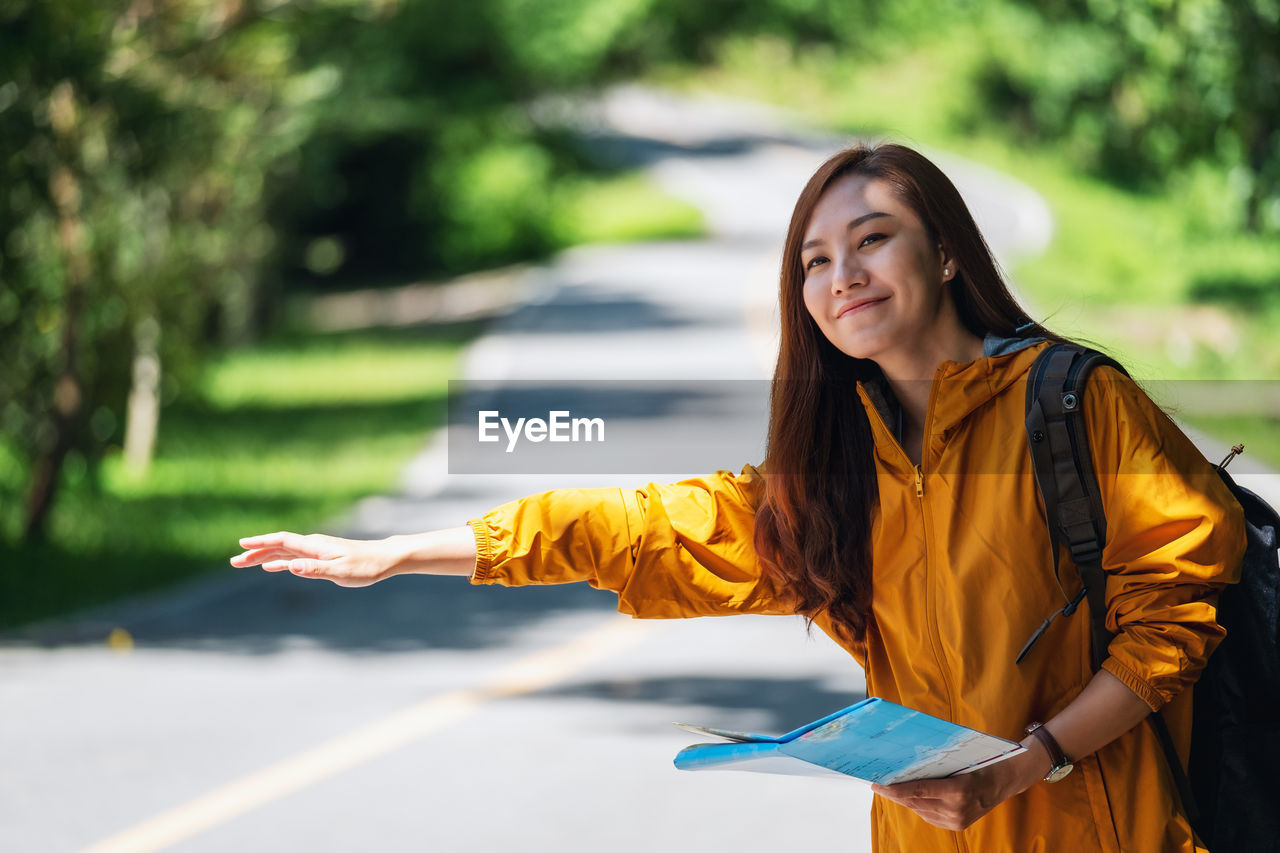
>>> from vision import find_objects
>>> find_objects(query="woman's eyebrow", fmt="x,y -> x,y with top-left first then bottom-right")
801,211 -> 893,251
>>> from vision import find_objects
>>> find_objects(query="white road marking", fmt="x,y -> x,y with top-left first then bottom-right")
78,616 -> 651,853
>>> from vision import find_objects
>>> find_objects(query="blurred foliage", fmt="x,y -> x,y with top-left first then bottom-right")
0,0 -> 325,542
2,0 -> 1277,573
1182,414 -> 1280,470
669,1 -> 1280,381
0,0 -> 876,548
266,0 -> 866,286
974,0 -> 1280,231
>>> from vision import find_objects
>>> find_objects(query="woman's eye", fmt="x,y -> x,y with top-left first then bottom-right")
859,233 -> 886,248
805,256 -> 828,271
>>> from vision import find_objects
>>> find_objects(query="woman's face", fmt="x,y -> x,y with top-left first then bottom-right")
800,173 -> 955,365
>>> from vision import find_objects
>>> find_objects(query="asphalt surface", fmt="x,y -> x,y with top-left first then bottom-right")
9,86 -> 1264,853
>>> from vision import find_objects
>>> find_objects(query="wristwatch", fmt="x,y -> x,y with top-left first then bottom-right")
1024,721 -> 1074,782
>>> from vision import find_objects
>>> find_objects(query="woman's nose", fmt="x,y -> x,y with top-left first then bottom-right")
831,255 -> 864,294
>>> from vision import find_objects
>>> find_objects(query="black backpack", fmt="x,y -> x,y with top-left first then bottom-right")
1018,342 -> 1280,853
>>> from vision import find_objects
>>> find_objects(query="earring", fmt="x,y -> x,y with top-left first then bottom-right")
943,267 -> 951,278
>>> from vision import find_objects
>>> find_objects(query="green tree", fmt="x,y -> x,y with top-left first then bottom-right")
0,0 -> 327,541
0,0 -> 1012,549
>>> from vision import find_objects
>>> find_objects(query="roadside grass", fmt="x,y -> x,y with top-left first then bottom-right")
0,167 -> 701,630
0,169 -> 702,631
557,172 -> 705,245
0,322 -> 477,631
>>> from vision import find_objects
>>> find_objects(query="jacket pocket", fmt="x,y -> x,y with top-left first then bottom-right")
1078,754 -> 1123,853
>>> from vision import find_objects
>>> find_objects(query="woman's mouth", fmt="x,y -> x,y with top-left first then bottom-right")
836,296 -> 889,319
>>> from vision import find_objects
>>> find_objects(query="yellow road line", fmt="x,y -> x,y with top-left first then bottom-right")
79,616 -> 650,853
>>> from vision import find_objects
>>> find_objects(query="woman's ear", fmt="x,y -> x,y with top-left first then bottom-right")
938,244 -> 958,282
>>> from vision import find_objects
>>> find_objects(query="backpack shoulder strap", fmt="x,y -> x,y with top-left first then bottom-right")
1023,342 -> 1199,825
1024,341 -> 1125,669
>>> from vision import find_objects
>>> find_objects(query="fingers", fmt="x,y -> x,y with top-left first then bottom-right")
238,531 -> 309,552
260,559 -> 326,576
235,543 -> 340,578
230,532 -> 381,587
872,779 -> 953,803
871,777 -> 982,832
230,547 -> 294,568
231,549 -> 265,568
230,533 -> 345,568
231,531 -> 305,568
231,546 -> 305,567
871,780 -> 951,817
260,557 -> 370,587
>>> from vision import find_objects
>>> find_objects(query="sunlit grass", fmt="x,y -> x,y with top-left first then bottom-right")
200,333 -> 463,409
556,172 -> 705,245
0,323 -> 477,630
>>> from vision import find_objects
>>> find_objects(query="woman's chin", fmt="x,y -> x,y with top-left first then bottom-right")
827,335 -> 887,364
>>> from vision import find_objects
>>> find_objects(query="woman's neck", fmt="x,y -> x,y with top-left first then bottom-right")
878,330 -> 985,464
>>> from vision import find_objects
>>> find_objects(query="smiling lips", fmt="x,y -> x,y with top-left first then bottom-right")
836,296 -> 889,319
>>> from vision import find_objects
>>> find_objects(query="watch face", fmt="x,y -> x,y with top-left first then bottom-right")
1046,763 -> 1074,783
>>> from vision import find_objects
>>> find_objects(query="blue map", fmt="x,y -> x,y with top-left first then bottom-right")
674,697 -> 1024,784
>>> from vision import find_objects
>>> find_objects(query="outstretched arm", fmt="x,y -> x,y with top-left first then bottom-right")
230,527 -> 477,587
231,465 -> 785,619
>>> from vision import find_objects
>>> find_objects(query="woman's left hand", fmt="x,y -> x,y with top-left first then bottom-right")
231,531 -> 401,587
870,743 -> 1048,832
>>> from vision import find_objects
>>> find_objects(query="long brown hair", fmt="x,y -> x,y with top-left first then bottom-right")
753,143 -> 1062,643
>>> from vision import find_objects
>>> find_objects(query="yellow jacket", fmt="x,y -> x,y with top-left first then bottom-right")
470,341 -> 1245,853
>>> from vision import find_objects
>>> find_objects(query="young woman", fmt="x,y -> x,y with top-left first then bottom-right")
232,144 -> 1244,852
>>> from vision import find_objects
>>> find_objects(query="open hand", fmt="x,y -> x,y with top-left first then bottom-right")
231,531 -> 398,587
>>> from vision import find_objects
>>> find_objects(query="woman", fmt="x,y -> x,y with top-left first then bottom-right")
232,144 -> 1244,852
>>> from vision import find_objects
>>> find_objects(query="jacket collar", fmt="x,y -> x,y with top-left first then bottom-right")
857,335 -> 1050,451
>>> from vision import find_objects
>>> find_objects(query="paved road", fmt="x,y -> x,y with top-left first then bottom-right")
0,87 -> 1168,853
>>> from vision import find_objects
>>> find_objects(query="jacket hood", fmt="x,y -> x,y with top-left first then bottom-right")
858,334 -> 1049,450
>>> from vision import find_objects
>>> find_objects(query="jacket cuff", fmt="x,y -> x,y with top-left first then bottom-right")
1101,656 -> 1166,712
468,519 -> 496,583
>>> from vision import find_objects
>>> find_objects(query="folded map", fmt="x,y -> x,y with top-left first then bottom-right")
674,697 -> 1024,784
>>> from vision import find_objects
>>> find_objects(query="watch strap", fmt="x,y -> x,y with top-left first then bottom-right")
1025,721 -> 1071,776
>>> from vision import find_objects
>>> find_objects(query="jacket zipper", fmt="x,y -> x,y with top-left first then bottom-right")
911,424 -> 966,853
860,374 -> 969,852
918,371 -> 967,853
